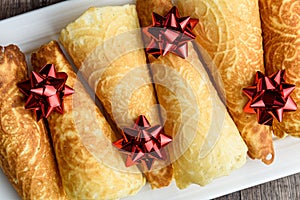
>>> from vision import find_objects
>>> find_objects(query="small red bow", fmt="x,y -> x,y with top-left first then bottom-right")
113,115 -> 172,171
143,6 -> 198,59
18,64 -> 74,121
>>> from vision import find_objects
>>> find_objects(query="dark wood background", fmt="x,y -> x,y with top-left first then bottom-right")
1,0 -> 299,199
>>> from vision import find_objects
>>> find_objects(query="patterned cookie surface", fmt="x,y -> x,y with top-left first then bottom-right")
178,0 -> 274,164
31,41 -> 145,199
259,0 -> 300,137
0,45 -> 65,200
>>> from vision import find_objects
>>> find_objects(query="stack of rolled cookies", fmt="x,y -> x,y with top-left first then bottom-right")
0,0 -> 298,199
0,41 -> 146,199
60,2 -> 248,189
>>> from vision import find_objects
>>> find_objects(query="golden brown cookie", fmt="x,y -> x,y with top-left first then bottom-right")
178,0 -> 274,164
0,44 -> 66,200
259,0 -> 300,138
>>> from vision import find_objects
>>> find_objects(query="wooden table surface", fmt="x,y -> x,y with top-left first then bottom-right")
1,0 -> 299,199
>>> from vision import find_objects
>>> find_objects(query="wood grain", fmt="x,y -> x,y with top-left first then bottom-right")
0,0 -> 62,20
0,0 -> 300,199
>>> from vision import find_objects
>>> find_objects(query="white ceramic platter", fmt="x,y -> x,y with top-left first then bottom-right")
1,0 -> 300,199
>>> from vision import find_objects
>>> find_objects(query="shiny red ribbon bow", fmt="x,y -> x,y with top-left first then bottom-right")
243,70 -> 297,126
18,64 -> 74,121
143,6 -> 199,59
113,115 -> 172,171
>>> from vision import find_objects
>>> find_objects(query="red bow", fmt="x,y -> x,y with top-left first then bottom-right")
243,70 -> 297,126
113,115 -> 172,171
143,6 -> 198,59
18,64 -> 74,121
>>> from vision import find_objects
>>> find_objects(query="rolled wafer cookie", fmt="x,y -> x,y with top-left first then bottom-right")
178,0 -> 275,164
60,5 -> 173,188
259,0 -> 300,138
136,0 -> 248,188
